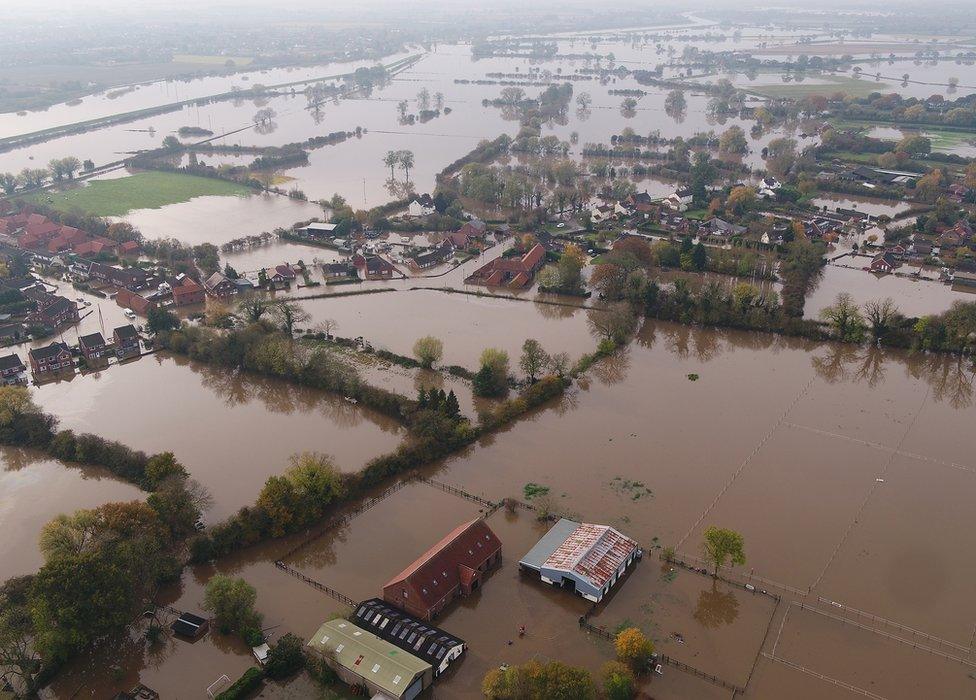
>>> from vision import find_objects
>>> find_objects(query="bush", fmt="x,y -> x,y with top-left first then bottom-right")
264,633 -> 306,679
215,667 -> 264,700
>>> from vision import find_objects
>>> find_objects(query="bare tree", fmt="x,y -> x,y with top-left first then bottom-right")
272,300 -> 311,336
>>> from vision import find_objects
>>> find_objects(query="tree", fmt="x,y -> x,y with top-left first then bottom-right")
62,156 -> 82,179
482,660 -> 595,700
690,152 -> 716,201
864,297 -> 899,340
820,292 -> 867,342
473,348 -> 509,397
701,526 -> 746,576
271,300 -> 310,336
719,125 -> 748,154
0,172 -> 17,194
203,574 -> 262,638
726,186 -> 757,214
0,577 -> 42,694
413,336 -> 444,368
264,633 -> 306,679
519,339 -> 550,383
416,88 -> 431,111
161,135 -> 181,150
587,303 -> 637,344
384,150 -> 399,179
601,660 -> 636,700
238,295 -> 271,323
615,627 -> 654,672
398,150 -> 415,182
147,307 -> 179,334
691,242 -> 707,270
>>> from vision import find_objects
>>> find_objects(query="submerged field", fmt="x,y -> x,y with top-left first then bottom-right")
19,171 -> 252,216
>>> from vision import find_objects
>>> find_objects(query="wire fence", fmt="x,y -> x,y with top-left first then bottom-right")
274,560 -> 357,608
762,653 -> 887,699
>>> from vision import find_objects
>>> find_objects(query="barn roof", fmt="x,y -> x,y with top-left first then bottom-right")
520,518 -> 639,591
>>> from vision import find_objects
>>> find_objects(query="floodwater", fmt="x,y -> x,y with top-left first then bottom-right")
805,264 -> 967,319
300,288 -> 597,370
0,447 -> 145,577
30,352 -> 404,519
116,190 -> 321,246
15,310 -> 976,699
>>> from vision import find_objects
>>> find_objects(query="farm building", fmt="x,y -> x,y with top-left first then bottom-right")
352,598 -> 465,677
307,619 -> 432,700
170,612 -> 209,640
519,518 -> 641,603
383,519 -> 502,621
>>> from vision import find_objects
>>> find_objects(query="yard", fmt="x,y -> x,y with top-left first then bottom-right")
20,171 -> 253,217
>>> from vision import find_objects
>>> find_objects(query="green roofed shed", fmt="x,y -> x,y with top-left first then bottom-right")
307,618 -> 433,699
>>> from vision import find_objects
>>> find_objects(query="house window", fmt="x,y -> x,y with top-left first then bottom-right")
393,675 -> 402,685
371,664 -> 380,674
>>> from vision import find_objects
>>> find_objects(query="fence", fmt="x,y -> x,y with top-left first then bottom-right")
415,476 -> 499,514
278,480 -> 407,561
668,554 -> 791,600
275,560 -> 357,608
762,653 -> 886,699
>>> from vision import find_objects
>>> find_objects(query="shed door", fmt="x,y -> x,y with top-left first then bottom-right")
403,675 -> 424,700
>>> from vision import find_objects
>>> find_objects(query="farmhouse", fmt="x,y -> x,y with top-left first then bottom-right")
353,253 -> 398,280
408,193 -> 436,217
383,519 -> 502,621
307,619 -> 432,700
171,277 -> 205,306
465,244 -> 546,289
115,288 -> 156,316
519,518 -> 641,603
352,598 -> 465,678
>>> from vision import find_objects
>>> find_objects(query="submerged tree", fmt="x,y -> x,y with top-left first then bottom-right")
701,526 -> 746,576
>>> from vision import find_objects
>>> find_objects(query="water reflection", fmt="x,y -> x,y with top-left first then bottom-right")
692,581 -> 740,629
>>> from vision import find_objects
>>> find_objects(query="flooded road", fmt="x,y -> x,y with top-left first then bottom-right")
30,352 -> 404,520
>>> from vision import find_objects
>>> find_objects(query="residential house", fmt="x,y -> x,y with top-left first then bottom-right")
78,332 -> 107,361
0,353 -> 26,384
407,193 -> 436,217
518,518 -> 641,603
704,217 -> 747,238
322,262 -> 357,280
590,203 -> 616,223
464,244 -> 546,289
28,293 -> 79,329
265,264 -> 298,289
88,262 -> 154,290
113,324 -> 140,359
171,277 -> 205,306
870,252 -> 899,273
28,342 -> 73,375
115,287 -> 156,316
352,599 -> 465,678
383,519 -> 502,621
307,620 -> 432,700
665,187 -> 694,212
408,241 -> 454,270
119,240 -> 140,256
450,220 -> 487,249
353,253 -> 397,280
203,272 -> 239,299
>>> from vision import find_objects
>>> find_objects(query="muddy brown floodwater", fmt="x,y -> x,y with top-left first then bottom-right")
30,352 -> 404,520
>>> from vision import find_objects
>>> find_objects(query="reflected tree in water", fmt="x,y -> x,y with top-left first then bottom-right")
853,346 -> 888,389
592,348 -> 631,386
810,343 -> 862,384
912,354 -> 974,410
692,581 -> 740,629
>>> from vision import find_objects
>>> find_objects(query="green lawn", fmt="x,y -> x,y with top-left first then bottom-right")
21,171 -> 252,217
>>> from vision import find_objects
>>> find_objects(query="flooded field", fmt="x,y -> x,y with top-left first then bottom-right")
805,264 -> 967,319
0,447 -> 145,577
301,288 -> 596,369
30,353 -> 404,519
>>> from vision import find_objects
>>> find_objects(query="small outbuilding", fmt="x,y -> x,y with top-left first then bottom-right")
170,612 -> 209,639
307,619 -> 432,700
519,518 -> 640,603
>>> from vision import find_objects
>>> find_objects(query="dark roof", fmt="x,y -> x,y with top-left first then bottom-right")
0,353 -> 25,371
171,612 -> 208,638
114,324 -> 138,340
79,332 -> 105,348
29,342 -> 71,362
353,598 -> 464,667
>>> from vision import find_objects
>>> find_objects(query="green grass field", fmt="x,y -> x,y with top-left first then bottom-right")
21,171 -> 252,217
172,54 -> 253,66
751,76 -> 883,99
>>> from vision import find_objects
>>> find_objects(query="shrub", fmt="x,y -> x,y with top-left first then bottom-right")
215,667 -> 264,700
264,633 -> 306,679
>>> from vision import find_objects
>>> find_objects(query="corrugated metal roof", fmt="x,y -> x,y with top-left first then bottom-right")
519,518 -> 580,570
521,518 -> 638,591
308,619 -> 430,699
353,599 -> 464,667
